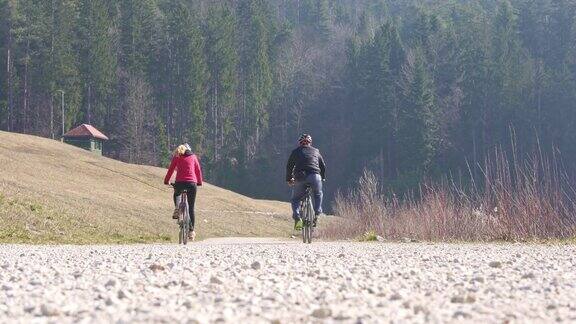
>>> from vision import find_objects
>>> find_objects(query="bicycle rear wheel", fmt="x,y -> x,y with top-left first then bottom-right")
180,224 -> 189,245
182,205 -> 190,245
178,193 -> 190,245
301,198 -> 308,243
301,196 -> 313,244
179,224 -> 185,244
306,197 -> 313,243
302,226 -> 311,243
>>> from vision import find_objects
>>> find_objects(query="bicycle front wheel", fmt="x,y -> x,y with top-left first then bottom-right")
182,209 -> 190,245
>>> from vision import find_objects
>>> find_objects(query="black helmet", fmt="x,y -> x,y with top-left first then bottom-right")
298,134 -> 312,145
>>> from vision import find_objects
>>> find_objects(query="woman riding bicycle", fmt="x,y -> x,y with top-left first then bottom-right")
164,143 -> 203,241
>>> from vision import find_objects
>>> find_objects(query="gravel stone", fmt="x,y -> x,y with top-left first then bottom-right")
311,308 -> 332,318
0,242 -> 574,323
23,306 -> 35,314
149,264 -> 165,272
489,261 -> 502,268
104,279 -> 117,288
117,289 -> 131,299
471,276 -> 485,283
210,276 -> 223,285
250,261 -> 261,270
522,273 -> 536,279
453,310 -> 471,319
105,297 -> 116,306
451,294 -> 476,304
389,293 -> 402,301
40,304 -> 59,317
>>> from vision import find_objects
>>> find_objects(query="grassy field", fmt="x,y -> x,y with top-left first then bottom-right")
0,131 -> 293,244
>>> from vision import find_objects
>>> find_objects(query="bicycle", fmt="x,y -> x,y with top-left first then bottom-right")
171,183 -> 191,245
299,186 -> 315,244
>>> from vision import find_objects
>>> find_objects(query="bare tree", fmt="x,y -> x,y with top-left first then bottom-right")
121,74 -> 155,164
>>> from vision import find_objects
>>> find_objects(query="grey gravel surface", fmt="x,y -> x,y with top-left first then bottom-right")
1,241 -> 576,323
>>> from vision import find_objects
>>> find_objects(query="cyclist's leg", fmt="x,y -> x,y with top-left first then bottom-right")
172,183 -> 184,219
173,183 -> 183,206
186,183 -> 197,231
308,173 -> 323,215
291,180 -> 307,220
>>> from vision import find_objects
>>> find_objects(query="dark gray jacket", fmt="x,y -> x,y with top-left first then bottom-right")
286,145 -> 326,181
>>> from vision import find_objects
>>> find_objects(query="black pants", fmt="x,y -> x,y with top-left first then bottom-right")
173,182 -> 197,230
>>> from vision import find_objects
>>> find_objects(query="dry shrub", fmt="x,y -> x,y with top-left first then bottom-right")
321,150 -> 576,241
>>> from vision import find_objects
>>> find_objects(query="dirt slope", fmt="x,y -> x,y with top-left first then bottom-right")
0,131 -> 291,243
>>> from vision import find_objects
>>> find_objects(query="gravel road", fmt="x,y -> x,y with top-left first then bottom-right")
1,241 -> 575,323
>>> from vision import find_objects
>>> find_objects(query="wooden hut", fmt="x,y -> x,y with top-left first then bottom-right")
63,124 -> 109,155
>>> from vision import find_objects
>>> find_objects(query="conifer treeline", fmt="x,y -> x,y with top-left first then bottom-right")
0,1 -> 575,201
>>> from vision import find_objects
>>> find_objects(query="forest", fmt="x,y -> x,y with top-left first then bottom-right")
1,0 -> 575,206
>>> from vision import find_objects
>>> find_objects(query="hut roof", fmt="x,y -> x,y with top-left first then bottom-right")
63,124 -> 109,140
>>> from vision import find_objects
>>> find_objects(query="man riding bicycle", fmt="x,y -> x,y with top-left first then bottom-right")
286,134 -> 326,230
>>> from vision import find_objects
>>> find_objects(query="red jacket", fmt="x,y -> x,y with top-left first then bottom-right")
164,153 -> 203,185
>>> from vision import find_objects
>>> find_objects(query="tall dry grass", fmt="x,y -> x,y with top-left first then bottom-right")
321,148 -> 576,241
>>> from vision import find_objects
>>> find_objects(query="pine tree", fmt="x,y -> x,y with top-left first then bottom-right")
185,17 -> 209,153
155,118 -> 171,167
397,48 -> 438,183
316,0 -> 330,40
450,4 -> 491,172
347,22 -> 405,181
115,0 -> 159,160
159,0 -> 208,152
238,0 -> 274,161
333,2 -> 350,25
0,0 -> 11,130
119,0 -> 158,77
490,0 -> 529,148
11,0 -> 49,133
48,0 -> 82,134
299,0 -> 316,26
368,0 -> 388,20
357,11 -> 372,39
204,4 -> 238,164
11,0 -> 81,136
78,0 -> 117,128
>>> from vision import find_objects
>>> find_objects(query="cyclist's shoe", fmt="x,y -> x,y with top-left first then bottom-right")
172,208 -> 179,220
294,218 -> 303,231
188,230 -> 196,241
313,212 -> 322,227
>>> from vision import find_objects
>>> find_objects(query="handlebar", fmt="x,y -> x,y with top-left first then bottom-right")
169,183 -> 201,187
